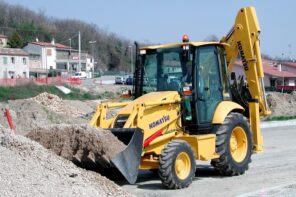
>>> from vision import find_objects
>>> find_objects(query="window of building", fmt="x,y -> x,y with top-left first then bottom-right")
23,58 -> 27,65
3,57 -> 7,64
11,57 -> 15,64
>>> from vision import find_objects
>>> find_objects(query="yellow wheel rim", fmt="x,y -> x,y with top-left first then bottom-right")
175,152 -> 191,180
229,126 -> 248,163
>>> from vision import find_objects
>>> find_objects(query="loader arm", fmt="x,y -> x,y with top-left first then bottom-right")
221,7 -> 271,152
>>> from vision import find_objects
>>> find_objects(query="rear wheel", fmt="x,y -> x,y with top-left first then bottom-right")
211,112 -> 252,176
159,140 -> 196,189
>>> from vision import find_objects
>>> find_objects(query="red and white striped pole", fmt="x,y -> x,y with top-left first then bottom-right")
5,108 -> 16,134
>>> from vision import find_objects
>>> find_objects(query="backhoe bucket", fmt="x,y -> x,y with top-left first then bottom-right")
110,128 -> 143,184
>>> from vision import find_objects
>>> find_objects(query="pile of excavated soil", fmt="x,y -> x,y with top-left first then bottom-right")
267,91 -> 296,117
30,92 -> 84,117
26,124 -> 126,169
0,100 -> 86,136
0,126 -> 132,197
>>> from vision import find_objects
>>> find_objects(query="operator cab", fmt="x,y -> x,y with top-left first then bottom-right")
134,36 -> 231,133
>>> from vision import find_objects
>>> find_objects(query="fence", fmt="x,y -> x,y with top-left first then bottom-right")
276,85 -> 296,92
0,76 -> 81,87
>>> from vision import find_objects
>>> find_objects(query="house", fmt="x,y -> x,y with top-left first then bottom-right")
233,58 -> 296,89
23,40 -> 61,77
56,47 -> 94,76
23,40 -> 94,77
0,34 -> 8,48
0,48 -> 29,78
281,61 -> 296,74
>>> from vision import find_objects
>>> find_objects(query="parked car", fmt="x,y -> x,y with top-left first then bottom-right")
72,71 -> 87,79
125,76 -> 134,85
115,75 -> 132,84
115,76 -> 125,84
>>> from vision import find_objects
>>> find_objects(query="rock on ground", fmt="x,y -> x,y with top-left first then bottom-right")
0,126 -> 133,197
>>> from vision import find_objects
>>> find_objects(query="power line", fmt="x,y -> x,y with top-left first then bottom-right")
58,33 -> 79,44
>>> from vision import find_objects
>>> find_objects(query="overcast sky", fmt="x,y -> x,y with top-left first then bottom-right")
6,0 -> 296,58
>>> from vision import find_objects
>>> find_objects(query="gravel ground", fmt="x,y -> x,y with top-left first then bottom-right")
0,126 -> 133,197
0,100 -> 86,135
267,91 -> 296,117
30,92 -> 85,117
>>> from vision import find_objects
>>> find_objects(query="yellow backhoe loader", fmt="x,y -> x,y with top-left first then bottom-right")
90,7 -> 271,189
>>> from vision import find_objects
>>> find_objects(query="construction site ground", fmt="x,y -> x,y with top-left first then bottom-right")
0,89 -> 295,196
122,125 -> 296,197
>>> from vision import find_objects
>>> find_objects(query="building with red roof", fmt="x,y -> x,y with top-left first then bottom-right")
233,58 -> 296,90
23,39 -> 93,77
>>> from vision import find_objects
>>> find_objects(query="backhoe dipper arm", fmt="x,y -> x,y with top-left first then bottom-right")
221,7 -> 271,152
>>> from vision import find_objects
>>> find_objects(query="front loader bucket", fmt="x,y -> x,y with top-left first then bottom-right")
110,128 -> 143,184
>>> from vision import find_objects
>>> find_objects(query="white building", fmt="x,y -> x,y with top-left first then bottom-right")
23,40 -> 59,76
0,48 -> 29,78
23,40 -> 94,77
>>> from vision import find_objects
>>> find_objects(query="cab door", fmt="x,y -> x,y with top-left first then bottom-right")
195,45 -> 223,124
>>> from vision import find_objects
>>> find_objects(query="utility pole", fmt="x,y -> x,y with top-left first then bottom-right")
281,53 -> 284,93
45,48 -> 48,84
288,44 -> 292,61
68,38 -> 71,76
89,40 -> 96,78
78,31 -> 81,72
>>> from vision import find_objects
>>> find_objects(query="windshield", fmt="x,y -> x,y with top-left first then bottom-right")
142,47 -> 193,93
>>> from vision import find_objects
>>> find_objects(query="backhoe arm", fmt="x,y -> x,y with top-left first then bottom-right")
221,7 -> 271,152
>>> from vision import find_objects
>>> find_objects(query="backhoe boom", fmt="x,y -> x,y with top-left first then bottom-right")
221,7 -> 271,152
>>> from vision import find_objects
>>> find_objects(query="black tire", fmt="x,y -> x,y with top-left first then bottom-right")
211,112 -> 252,176
159,140 -> 196,189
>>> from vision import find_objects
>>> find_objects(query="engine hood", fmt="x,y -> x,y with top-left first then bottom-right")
117,91 -> 181,115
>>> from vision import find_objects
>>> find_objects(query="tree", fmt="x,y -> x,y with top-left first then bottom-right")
8,31 -> 23,48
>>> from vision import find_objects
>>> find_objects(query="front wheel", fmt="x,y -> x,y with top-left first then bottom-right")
158,140 -> 196,189
211,112 -> 253,176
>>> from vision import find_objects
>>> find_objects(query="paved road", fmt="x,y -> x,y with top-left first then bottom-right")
122,126 -> 296,197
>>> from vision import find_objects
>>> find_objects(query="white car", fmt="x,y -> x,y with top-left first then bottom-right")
72,72 -> 87,79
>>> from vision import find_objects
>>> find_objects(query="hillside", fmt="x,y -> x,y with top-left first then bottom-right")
0,1 -> 132,72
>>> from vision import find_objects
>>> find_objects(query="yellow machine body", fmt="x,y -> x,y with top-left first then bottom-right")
90,91 -> 245,170
89,6 -> 271,185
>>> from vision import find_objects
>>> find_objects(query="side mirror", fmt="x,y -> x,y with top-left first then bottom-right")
231,72 -> 236,80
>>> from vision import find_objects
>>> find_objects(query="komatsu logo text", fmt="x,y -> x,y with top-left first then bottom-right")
237,41 -> 249,71
149,115 -> 170,129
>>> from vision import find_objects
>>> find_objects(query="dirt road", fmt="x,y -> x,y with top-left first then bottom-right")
122,126 -> 296,197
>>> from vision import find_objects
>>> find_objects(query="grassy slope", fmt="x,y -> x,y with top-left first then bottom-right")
0,84 -> 115,101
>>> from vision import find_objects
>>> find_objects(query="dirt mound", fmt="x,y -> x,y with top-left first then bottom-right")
0,100 -> 86,135
26,124 -> 126,169
0,126 -> 132,197
267,92 -> 296,117
30,92 -> 84,117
